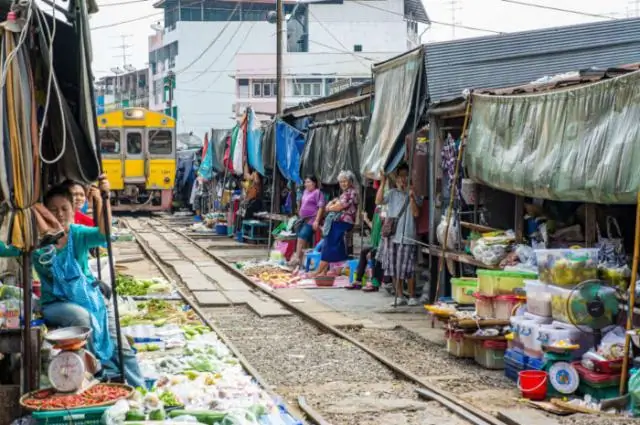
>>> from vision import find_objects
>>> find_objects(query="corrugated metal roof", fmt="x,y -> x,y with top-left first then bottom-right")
288,94 -> 371,118
404,0 -> 429,24
424,17 -> 640,103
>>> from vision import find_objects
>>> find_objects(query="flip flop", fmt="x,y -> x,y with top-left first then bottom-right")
345,284 -> 362,290
363,284 -> 379,292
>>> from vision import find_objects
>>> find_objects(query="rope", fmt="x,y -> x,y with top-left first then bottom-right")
0,4 -> 63,251
433,98 -> 473,301
34,1 -> 68,165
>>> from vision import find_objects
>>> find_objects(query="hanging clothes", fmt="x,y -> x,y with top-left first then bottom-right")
441,133 -> 461,200
246,110 -> 265,175
225,128 -> 237,172
232,119 -> 245,175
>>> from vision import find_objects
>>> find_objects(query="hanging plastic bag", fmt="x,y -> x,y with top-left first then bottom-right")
436,215 -> 459,250
471,238 -> 508,266
596,217 -> 627,267
629,369 -> 640,416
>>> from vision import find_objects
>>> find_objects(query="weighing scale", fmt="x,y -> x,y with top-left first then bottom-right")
542,345 -> 580,397
45,326 -> 101,393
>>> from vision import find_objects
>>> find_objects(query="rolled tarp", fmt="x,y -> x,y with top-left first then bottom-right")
466,69 -> 640,204
360,47 -> 423,179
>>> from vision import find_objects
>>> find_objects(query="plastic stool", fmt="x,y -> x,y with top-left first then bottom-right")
304,252 -> 322,272
347,259 -> 359,283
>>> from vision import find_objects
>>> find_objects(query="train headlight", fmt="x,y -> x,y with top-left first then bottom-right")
164,177 -> 170,183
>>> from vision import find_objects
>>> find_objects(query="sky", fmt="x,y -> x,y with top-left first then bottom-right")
87,0 -> 639,78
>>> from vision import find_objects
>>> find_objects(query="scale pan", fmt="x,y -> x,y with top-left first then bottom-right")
45,326 -> 92,345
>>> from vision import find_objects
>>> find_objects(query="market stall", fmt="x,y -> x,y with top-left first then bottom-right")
423,64 -> 640,416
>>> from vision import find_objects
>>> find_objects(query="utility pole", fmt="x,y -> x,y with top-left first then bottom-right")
165,71 -> 176,118
275,0 -> 284,115
111,35 -> 132,108
448,0 -> 461,39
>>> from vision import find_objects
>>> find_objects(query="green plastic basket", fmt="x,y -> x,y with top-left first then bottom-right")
31,406 -> 109,425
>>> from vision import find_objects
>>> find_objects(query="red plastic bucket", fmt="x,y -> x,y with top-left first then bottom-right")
517,370 -> 548,401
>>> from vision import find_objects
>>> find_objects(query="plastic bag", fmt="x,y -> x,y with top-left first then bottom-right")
515,245 -> 536,266
629,369 -> 640,417
471,239 -> 507,266
436,215 -> 459,250
597,326 -> 626,360
102,399 -> 130,425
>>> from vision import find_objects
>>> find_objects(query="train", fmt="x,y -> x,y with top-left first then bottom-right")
97,108 -> 176,211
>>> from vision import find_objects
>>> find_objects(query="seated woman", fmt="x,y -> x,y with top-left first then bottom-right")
63,180 -> 95,226
241,163 -> 263,220
313,170 -> 359,276
290,176 -> 324,267
33,177 -> 144,388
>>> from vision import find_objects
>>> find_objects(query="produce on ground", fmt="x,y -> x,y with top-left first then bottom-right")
116,274 -> 172,296
22,384 -> 131,410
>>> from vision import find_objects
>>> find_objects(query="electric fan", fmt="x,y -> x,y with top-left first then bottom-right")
566,279 -> 620,347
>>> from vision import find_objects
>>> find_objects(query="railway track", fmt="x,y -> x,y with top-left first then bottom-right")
120,215 -> 511,425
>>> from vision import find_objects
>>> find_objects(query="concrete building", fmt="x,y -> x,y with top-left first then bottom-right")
95,67 -> 149,114
147,0 -> 429,135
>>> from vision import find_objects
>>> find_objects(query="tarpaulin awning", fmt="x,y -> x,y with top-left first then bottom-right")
301,116 -> 366,185
275,120 -> 305,184
262,121 -> 275,170
246,110 -> 265,175
210,129 -> 228,173
466,69 -> 640,204
360,47 -> 423,179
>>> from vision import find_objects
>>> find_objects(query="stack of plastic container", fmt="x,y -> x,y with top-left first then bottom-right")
524,248 -> 600,359
472,270 -> 533,369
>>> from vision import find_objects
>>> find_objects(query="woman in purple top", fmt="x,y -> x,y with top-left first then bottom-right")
291,176 -> 325,266
313,170 -> 359,276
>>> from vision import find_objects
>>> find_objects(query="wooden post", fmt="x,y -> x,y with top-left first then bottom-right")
620,192 -> 640,395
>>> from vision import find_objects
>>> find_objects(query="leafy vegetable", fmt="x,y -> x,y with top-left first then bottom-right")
158,390 -> 182,407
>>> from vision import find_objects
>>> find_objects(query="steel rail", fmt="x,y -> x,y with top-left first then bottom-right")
120,219 -> 309,425
130,216 -> 508,425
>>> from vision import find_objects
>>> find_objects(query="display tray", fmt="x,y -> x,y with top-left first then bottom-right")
20,383 -> 134,412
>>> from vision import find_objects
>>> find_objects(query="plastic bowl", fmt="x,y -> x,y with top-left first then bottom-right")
314,276 -> 336,287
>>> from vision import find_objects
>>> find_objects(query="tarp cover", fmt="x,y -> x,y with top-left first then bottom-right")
210,129 -> 228,172
466,70 -> 640,204
301,117 -> 366,185
246,110 -> 265,175
275,120 -> 305,184
360,47 -> 422,179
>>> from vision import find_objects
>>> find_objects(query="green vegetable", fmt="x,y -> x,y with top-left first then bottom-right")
147,343 -> 160,352
125,410 -> 145,421
248,404 -> 267,418
184,370 -> 199,381
167,410 -> 227,425
149,409 -> 166,421
158,390 -> 182,407
116,274 -> 152,296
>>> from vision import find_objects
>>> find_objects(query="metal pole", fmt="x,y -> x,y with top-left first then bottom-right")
22,252 -> 33,393
276,0 -> 284,115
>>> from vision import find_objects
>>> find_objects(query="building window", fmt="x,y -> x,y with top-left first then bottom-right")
252,82 -> 262,97
354,44 -> 363,52
292,79 -> 322,97
263,82 -> 271,97
238,78 -> 249,98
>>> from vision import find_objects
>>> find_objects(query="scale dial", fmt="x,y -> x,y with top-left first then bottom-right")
48,351 -> 87,393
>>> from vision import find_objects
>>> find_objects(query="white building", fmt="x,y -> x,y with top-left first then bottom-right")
95,68 -> 149,114
148,0 -> 429,135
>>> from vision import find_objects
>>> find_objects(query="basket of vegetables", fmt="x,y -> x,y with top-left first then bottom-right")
20,383 -> 134,411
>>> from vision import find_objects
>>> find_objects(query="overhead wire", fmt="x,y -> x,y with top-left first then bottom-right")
350,0 -> 504,34
173,0 -> 243,76
500,0 -> 617,20
180,2 -> 255,84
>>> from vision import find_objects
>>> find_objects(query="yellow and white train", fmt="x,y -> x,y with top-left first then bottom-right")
97,108 -> 176,211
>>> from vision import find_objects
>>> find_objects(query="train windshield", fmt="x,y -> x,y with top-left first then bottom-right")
148,129 -> 173,155
99,129 -> 121,154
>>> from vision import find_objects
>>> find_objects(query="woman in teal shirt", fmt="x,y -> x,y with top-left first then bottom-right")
33,177 -> 144,388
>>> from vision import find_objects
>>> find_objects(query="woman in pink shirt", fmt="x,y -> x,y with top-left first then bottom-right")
291,176 -> 325,267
